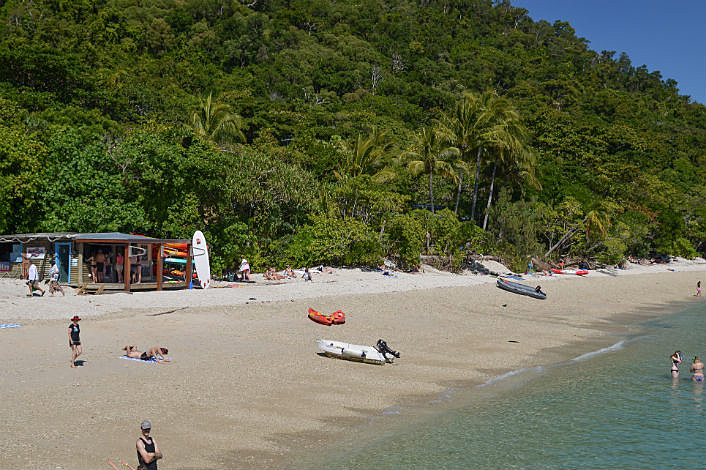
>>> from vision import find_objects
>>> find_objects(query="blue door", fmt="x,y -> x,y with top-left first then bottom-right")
55,242 -> 71,283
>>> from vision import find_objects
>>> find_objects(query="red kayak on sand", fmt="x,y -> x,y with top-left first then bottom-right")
550,269 -> 589,276
308,308 -> 346,326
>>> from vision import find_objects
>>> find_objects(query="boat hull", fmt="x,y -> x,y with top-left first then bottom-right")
496,278 -> 547,300
316,339 -> 387,365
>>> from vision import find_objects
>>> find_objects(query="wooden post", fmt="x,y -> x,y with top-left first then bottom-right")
156,243 -> 163,291
124,244 -> 130,292
77,243 -> 84,286
185,242 -> 193,287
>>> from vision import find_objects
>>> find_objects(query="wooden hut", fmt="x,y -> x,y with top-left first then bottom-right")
0,232 -> 192,291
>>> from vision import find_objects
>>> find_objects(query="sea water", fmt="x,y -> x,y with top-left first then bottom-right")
294,303 -> 705,469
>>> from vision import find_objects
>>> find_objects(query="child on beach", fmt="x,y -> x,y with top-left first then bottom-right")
68,315 -> 82,368
49,263 -> 65,296
303,268 -> 312,281
697,281 -> 701,297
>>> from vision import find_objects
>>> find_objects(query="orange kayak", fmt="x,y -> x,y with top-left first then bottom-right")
308,308 -> 346,326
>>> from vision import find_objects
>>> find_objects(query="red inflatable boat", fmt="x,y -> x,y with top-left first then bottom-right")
308,308 -> 346,326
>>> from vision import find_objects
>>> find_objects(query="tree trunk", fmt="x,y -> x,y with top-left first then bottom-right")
379,219 -> 386,242
545,224 -> 579,258
429,170 -> 435,214
482,159 -> 497,230
454,168 -> 463,214
470,147 -> 482,223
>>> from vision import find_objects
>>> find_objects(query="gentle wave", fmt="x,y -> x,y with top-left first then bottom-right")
477,365 -> 543,388
570,340 -> 625,362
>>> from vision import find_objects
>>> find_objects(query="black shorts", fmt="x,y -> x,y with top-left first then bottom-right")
140,352 -> 149,361
97,262 -> 104,271
70,341 -> 81,347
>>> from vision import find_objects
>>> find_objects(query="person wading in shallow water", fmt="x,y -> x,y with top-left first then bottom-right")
136,420 -> 163,470
670,350 -> 682,378
691,356 -> 704,383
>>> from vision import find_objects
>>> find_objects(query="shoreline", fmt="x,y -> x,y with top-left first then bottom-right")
289,299 -> 699,470
0,264 -> 704,469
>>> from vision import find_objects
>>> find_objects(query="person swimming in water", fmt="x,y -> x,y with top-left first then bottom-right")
690,356 -> 704,382
670,350 -> 682,378
123,345 -> 170,363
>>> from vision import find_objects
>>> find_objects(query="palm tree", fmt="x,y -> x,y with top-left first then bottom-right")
437,92 -> 483,215
437,90 -> 518,222
334,127 -> 391,180
403,127 -> 459,214
191,92 -> 245,146
480,104 -> 535,230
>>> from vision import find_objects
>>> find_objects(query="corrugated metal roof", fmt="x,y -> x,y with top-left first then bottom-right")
0,232 -> 77,243
0,232 -> 188,244
73,232 -> 157,242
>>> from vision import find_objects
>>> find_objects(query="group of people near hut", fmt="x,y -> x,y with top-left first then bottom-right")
86,249 -> 143,284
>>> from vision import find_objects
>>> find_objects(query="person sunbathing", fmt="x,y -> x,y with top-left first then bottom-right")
265,267 -> 285,280
285,265 -> 297,278
123,345 -> 170,363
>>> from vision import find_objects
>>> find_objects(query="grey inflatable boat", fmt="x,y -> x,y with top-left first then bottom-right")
496,278 -> 547,300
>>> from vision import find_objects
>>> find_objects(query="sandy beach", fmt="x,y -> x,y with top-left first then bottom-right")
1,260 -> 704,469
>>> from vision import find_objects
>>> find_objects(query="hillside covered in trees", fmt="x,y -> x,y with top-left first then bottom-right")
1,0 -> 704,272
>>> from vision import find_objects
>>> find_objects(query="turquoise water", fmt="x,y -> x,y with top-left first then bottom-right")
295,303 -> 705,469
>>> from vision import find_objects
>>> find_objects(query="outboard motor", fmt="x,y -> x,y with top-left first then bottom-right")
375,339 -> 400,362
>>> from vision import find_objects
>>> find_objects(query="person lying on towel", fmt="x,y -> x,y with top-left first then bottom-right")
123,345 -> 170,363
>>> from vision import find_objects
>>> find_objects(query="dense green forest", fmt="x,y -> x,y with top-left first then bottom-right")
1,0 -> 704,272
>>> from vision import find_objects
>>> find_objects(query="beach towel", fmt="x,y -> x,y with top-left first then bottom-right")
119,355 -> 169,363
0,323 -> 20,329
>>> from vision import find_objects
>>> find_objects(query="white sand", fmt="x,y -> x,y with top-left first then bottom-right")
0,259 -> 704,469
2,258 -> 704,321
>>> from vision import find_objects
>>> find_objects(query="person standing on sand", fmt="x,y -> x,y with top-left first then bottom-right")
137,420 -> 163,470
27,260 -> 45,297
697,281 -> 701,297
691,356 -> 704,382
68,315 -> 82,368
49,262 -> 65,296
239,258 -> 250,281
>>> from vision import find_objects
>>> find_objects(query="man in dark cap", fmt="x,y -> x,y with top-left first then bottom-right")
136,420 -> 163,470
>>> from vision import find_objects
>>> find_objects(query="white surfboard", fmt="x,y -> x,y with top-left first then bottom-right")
192,230 -> 211,289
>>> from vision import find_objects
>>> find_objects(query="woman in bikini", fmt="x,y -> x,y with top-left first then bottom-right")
123,345 -> 170,363
670,350 -> 682,378
690,356 -> 704,382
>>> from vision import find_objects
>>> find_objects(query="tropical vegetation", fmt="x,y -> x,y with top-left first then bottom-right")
1,0 -> 704,273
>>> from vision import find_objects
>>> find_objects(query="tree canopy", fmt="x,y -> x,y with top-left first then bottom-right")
1,0 -> 704,272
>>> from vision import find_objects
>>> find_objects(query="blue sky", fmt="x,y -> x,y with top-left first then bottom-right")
512,0 -> 706,104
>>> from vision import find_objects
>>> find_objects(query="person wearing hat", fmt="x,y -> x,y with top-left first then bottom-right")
136,420 -> 163,470
239,258 -> 250,281
68,315 -> 82,368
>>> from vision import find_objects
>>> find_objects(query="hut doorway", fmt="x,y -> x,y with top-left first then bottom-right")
55,242 -> 72,283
